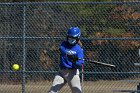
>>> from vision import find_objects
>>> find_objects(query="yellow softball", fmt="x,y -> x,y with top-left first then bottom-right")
12,64 -> 20,71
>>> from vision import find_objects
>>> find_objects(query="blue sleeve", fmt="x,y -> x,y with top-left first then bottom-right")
59,42 -> 66,55
76,48 -> 84,66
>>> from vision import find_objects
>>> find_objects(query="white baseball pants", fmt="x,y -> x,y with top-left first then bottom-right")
48,69 -> 82,93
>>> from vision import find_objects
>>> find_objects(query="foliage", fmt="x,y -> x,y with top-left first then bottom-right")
105,28 -> 126,36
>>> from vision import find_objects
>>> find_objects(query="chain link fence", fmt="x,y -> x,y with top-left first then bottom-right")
0,1 -> 140,93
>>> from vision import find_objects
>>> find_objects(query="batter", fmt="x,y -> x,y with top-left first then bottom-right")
48,27 -> 84,93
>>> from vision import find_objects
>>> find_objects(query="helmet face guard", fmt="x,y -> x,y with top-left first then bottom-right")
67,36 -> 79,45
67,27 -> 81,45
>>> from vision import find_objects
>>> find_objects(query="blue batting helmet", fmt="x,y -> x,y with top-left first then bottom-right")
67,27 -> 81,38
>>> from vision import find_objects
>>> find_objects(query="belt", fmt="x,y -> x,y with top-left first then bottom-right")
60,67 -> 76,70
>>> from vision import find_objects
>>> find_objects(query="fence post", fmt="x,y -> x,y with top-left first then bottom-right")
22,3 -> 26,93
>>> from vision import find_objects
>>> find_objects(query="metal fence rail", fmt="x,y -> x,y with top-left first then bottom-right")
0,1 -> 139,93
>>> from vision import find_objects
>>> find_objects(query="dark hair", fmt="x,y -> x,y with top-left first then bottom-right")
78,40 -> 83,48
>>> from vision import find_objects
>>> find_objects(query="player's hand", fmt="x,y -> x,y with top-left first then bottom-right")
67,55 -> 78,62
66,49 -> 78,62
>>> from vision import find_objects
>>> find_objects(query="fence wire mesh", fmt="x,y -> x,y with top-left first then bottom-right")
0,1 -> 140,93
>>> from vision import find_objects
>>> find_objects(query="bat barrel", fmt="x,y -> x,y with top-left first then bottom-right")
93,61 -> 116,67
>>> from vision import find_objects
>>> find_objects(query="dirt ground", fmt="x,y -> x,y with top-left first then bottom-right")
0,79 -> 140,93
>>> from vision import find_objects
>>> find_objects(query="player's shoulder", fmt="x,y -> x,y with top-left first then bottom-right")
75,44 -> 83,49
75,45 -> 83,53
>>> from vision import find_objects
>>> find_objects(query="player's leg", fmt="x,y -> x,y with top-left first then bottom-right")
67,69 -> 82,93
48,72 -> 66,93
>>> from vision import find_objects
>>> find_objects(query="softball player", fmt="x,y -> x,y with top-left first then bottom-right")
48,27 -> 84,93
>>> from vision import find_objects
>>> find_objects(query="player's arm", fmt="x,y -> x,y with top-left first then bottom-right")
75,48 -> 84,66
67,48 -> 84,64
67,48 -> 84,69
59,42 -> 67,55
